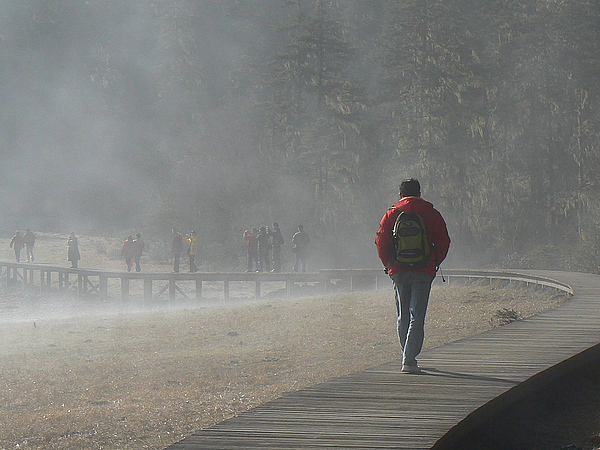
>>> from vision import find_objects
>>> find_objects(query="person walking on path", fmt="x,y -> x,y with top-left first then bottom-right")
121,235 -> 135,272
67,232 -> 81,268
9,231 -> 24,262
269,222 -> 284,272
375,178 -> 450,374
292,225 -> 310,272
172,231 -> 184,273
187,231 -> 198,272
23,229 -> 36,262
132,233 -> 144,272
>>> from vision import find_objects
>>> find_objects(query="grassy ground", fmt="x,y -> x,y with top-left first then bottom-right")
0,232 -> 593,450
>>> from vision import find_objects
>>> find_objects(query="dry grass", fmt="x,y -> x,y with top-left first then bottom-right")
0,233 -> 569,449
0,286 -> 566,449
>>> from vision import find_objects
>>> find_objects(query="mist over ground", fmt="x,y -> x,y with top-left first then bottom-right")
0,1 -> 599,271
0,280 -> 571,449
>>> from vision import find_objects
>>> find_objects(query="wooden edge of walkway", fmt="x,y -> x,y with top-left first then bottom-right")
432,342 -> 600,449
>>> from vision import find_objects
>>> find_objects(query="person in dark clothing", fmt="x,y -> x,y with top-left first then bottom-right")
9,231 -> 24,262
172,230 -> 184,273
269,222 -> 284,272
67,232 -> 80,268
132,233 -> 144,272
292,225 -> 310,272
376,179 -> 450,374
257,226 -> 271,273
23,229 -> 35,262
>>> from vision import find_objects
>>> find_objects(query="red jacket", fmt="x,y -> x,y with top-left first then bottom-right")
376,196 -> 450,278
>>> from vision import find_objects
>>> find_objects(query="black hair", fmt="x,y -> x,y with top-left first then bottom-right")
399,178 -> 421,197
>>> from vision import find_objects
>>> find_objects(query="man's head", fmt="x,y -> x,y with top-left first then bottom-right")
399,178 -> 421,198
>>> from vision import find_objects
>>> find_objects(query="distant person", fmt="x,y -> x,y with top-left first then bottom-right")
67,232 -> 80,268
187,231 -> 198,272
292,225 -> 310,272
244,228 -> 259,272
132,233 -> 144,272
23,229 -> 36,262
375,178 -> 450,374
257,226 -> 271,272
121,235 -> 135,272
9,231 -> 24,262
171,230 -> 184,273
269,222 -> 284,272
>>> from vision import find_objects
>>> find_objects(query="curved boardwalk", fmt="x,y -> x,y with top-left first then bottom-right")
166,270 -> 600,449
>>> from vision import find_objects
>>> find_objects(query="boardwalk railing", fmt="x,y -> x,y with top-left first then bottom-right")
0,262 -> 573,304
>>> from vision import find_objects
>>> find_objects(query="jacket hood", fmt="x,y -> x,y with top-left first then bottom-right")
393,196 -> 434,209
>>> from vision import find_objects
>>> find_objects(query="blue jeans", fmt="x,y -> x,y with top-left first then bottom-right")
391,272 -> 434,367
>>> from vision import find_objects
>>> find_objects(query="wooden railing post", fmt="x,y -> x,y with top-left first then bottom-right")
144,278 -> 153,303
195,279 -> 202,300
169,279 -> 176,301
121,278 -> 130,301
99,276 -> 108,299
78,274 -> 85,296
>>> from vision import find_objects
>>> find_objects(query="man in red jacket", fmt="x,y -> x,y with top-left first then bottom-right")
376,179 -> 450,374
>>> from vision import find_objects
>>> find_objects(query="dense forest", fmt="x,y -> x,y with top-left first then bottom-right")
1,0 -> 599,271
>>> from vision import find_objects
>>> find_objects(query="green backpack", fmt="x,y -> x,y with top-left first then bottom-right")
391,209 -> 431,270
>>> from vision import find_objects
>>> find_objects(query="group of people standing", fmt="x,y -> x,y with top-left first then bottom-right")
9,229 -> 36,263
244,223 -> 310,273
8,224 -> 311,275
244,223 -> 284,273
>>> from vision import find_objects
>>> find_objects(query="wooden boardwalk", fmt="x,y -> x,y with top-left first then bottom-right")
166,270 -> 600,449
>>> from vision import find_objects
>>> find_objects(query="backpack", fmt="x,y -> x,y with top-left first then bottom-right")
391,209 -> 431,270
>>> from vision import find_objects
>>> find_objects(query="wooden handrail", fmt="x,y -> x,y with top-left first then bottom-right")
0,262 -> 574,303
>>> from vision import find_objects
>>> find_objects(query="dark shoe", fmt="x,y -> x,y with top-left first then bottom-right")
401,365 -> 423,374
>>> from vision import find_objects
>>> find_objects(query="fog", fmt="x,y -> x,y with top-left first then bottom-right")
0,1 -> 597,272
0,3 -> 597,447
